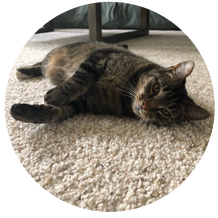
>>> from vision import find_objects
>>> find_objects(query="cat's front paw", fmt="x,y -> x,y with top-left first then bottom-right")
10,103 -> 60,123
44,86 -> 70,106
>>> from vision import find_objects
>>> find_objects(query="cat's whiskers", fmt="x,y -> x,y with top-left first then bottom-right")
137,117 -> 149,127
136,118 -> 144,127
116,74 -> 138,99
104,73 -> 138,100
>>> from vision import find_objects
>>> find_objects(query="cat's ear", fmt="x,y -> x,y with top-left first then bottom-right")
168,61 -> 195,80
184,102 -> 209,121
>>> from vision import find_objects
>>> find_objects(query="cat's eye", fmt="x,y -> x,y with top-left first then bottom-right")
152,83 -> 160,95
160,108 -> 170,117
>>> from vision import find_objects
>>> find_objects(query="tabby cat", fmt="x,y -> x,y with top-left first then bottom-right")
10,42 -> 209,125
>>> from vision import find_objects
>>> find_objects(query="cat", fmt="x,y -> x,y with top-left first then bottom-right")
10,41 -> 209,126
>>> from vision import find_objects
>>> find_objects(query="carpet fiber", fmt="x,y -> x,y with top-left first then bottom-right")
5,29 -> 214,211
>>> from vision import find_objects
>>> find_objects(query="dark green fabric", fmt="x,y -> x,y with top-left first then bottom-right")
52,3 -> 179,30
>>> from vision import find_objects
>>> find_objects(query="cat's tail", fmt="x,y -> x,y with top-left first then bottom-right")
16,62 -> 43,79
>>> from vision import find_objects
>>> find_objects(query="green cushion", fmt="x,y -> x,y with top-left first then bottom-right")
52,3 -> 179,30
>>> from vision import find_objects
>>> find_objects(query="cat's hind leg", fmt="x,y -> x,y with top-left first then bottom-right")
10,102 -> 79,124
16,62 -> 43,79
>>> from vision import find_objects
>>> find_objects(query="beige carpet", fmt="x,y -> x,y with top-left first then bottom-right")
5,29 -> 214,211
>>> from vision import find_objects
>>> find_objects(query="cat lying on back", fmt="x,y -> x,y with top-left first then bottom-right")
10,42 -> 209,125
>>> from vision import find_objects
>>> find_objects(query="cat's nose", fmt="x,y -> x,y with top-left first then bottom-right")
141,101 -> 147,110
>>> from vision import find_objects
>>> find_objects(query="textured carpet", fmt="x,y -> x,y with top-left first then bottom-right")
5,29 -> 214,211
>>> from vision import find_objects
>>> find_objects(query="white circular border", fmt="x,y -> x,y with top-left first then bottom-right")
2,0 -> 217,214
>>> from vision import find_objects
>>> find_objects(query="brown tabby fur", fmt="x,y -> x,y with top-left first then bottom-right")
10,42 -> 209,125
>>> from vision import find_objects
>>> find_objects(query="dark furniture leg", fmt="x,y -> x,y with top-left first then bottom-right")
88,3 -> 102,41
88,3 -> 149,43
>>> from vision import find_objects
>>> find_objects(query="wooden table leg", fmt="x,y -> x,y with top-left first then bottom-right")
88,3 -> 149,43
88,3 -> 102,41
140,7 -> 149,30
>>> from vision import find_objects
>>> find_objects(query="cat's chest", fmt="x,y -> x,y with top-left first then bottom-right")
79,83 -> 134,116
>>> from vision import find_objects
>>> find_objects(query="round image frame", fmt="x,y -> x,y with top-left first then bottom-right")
3,3 -> 217,214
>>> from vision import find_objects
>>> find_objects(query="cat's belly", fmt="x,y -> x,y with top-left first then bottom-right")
78,88 -> 134,117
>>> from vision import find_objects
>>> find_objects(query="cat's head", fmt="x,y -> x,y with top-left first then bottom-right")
132,61 -> 209,125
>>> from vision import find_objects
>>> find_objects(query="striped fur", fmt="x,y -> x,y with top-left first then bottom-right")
11,42 -> 209,125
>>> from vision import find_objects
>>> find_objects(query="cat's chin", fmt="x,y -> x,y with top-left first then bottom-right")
132,102 -> 147,119
132,106 -> 149,123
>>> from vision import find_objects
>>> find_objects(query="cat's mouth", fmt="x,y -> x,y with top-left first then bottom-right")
133,101 -> 149,121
